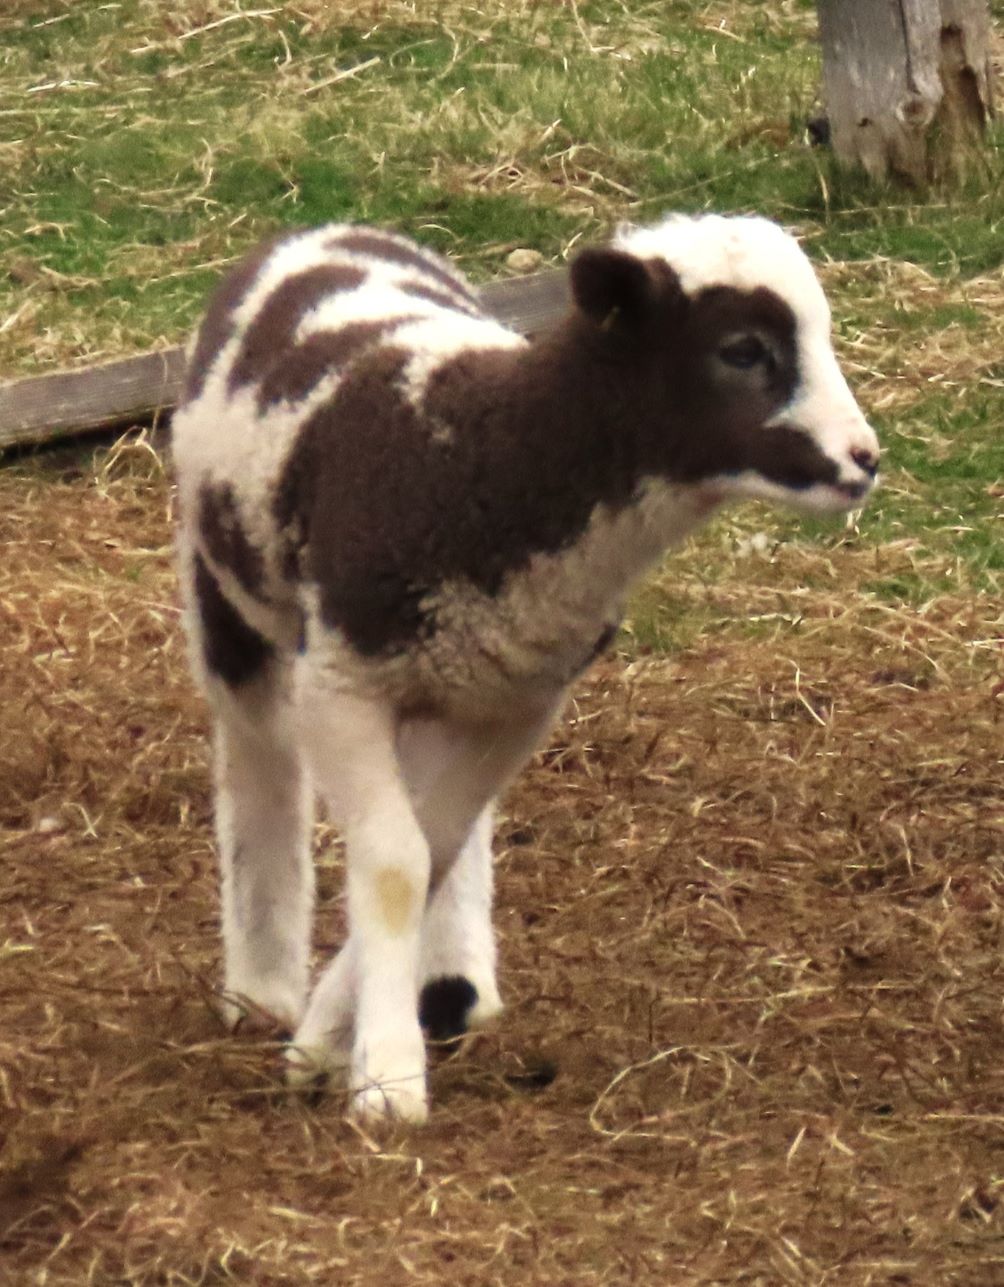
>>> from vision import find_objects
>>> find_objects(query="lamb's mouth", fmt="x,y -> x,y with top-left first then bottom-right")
834,477 -> 873,502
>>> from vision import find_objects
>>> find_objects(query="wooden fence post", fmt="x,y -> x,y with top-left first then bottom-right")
816,0 -> 996,185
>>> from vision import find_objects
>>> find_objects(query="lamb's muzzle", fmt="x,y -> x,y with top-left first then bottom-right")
171,212 -> 878,1124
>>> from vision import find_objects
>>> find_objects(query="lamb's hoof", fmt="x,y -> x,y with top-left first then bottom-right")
284,1041 -> 347,1092
217,991 -> 302,1038
351,1080 -> 429,1126
467,977 -> 504,1029
419,975 -> 502,1041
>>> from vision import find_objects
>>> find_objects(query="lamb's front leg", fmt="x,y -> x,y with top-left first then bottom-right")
400,706 -> 567,1042
294,687 -> 431,1124
419,806 -> 503,1040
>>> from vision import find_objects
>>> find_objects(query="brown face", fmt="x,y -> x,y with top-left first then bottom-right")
569,250 -> 841,496
665,282 -> 841,494
676,285 -> 798,428
568,245 -> 877,508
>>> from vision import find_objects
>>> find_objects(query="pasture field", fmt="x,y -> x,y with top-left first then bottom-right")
2,1 -> 1004,1282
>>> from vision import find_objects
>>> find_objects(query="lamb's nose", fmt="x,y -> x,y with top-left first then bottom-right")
851,446 -> 879,477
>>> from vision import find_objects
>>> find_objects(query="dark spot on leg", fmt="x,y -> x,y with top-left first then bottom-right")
193,554 -> 274,687
419,976 -> 478,1042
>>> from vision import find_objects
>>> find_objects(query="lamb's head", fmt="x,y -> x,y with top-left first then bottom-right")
569,214 -> 879,515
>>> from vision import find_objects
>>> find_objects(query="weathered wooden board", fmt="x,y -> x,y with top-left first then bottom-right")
817,0 -> 996,185
0,348 -> 188,454
478,267 -> 570,336
0,268 -> 570,455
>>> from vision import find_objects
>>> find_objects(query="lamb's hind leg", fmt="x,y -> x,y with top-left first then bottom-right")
188,555 -> 313,1033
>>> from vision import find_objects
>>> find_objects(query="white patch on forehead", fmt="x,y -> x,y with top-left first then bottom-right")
615,214 -> 831,335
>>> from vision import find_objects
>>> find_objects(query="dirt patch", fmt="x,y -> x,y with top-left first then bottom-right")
2,438 -> 1004,1284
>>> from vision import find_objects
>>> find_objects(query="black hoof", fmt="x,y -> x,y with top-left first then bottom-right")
419,976 -> 478,1042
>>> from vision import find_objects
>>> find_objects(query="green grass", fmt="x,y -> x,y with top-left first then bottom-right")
2,0 -> 1003,609
3,1 -> 1001,367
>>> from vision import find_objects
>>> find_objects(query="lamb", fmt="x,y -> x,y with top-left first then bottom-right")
171,214 -> 879,1124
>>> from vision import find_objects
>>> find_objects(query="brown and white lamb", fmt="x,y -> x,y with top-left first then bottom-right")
171,215 -> 879,1123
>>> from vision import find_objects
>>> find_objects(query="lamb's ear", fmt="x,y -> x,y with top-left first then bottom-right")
570,247 -> 657,326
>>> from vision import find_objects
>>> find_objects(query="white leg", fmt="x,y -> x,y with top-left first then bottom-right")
180,538 -> 312,1032
419,806 -> 503,1038
211,677 -> 313,1032
287,687 -> 566,1121
290,782 -> 503,1077
286,936 -> 356,1085
291,681 -> 431,1124
290,758 -> 501,1080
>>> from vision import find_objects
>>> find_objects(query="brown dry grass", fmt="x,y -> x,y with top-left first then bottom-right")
2,433 -> 1004,1285
817,257 -> 1004,417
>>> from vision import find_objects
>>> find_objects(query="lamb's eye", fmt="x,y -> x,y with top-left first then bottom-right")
719,336 -> 769,370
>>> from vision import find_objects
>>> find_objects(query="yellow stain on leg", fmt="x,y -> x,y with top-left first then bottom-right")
375,867 -> 415,936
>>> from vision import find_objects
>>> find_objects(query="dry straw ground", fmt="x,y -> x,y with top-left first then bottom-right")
3,1 -> 1004,1284
2,375 -> 1004,1283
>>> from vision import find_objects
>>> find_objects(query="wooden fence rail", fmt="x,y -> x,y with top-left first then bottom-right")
0,268 -> 570,455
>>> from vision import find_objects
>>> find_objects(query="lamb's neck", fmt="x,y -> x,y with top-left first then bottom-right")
528,477 -> 716,620
447,323 -> 720,638
478,318 -> 715,575
503,317 -> 651,492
